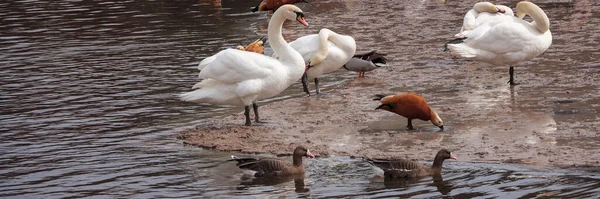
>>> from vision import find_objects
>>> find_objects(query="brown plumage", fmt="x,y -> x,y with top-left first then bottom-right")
365,149 -> 457,178
230,146 -> 315,177
236,37 -> 266,54
374,93 -> 444,130
251,0 -> 308,12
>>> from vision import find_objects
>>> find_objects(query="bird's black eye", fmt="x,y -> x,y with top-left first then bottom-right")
294,11 -> 304,18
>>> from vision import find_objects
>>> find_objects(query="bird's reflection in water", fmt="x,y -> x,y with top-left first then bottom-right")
379,174 -> 453,196
236,174 -> 309,193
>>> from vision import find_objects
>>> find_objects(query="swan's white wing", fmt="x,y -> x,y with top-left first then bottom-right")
465,20 -> 535,54
456,6 -> 515,38
459,9 -> 479,34
199,49 -> 278,84
198,54 -> 217,71
288,34 -> 320,62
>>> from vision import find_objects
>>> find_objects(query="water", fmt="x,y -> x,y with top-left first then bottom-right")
1,0 -> 599,198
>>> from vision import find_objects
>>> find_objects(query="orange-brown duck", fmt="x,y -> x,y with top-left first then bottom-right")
374,93 -> 443,130
236,37 -> 267,54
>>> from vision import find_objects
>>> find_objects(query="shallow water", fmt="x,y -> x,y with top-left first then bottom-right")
1,0 -> 599,198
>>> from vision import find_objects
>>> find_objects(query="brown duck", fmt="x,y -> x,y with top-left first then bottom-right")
374,93 -> 444,130
365,149 -> 456,178
236,36 -> 267,55
230,146 -> 315,177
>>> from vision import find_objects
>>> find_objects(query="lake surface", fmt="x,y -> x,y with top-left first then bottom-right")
1,0 -> 599,198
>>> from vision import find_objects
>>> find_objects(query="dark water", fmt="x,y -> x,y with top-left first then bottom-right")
1,0 -> 599,198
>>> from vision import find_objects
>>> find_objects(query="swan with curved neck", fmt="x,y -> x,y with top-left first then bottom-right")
180,5 -> 308,126
455,2 -> 514,38
275,28 -> 356,95
516,1 -> 550,33
446,1 -> 552,85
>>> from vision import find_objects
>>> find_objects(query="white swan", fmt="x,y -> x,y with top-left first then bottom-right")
179,5 -> 309,126
455,2 -> 514,38
275,28 -> 356,95
446,1 -> 552,85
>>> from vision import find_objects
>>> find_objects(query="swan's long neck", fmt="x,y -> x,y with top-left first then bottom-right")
517,2 -> 550,33
315,29 -> 331,60
318,28 -> 355,55
268,13 -> 299,63
473,2 -> 497,13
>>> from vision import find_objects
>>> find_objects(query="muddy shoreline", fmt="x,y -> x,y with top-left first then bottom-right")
178,75 -> 599,168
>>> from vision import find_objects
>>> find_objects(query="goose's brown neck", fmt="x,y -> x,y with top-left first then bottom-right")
292,154 -> 303,167
431,154 -> 446,169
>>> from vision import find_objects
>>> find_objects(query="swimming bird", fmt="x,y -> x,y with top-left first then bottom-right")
275,28 -> 356,95
230,146 -> 315,177
365,149 -> 456,178
236,36 -> 267,54
446,1 -> 552,85
251,0 -> 308,13
454,2 -> 514,38
374,93 -> 443,130
180,5 -> 309,126
343,50 -> 387,77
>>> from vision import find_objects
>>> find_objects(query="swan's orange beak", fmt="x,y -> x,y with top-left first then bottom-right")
297,16 -> 309,26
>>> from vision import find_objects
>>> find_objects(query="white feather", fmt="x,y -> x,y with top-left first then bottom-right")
179,5 -> 306,107
455,3 -> 514,38
275,28 -> 356,80
448,2 -> 552,66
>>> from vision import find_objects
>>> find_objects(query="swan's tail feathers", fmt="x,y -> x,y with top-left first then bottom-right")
179,82 -> 213,102
191,81 -> 203,89
179,91 -> 202,102
454,31 -> 470,39
443,38 -> 465,52
197,55 -> 216,71
446,43 -> 477,58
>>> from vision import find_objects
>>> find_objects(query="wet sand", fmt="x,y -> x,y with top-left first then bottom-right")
179,74 -> 599,168
178,0 -> 600,168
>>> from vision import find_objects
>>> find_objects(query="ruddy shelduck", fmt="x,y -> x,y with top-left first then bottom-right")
374,93 -> 443,130
236,37 -> 267,54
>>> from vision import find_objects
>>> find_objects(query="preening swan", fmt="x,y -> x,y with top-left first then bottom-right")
446,1 -> 552,85
275,28 -> 356,95
180,5 -> 309,126
343,50 -> 388,78
455,2 -> 514,38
